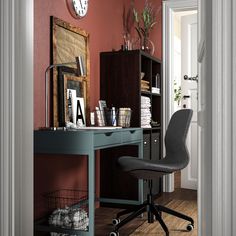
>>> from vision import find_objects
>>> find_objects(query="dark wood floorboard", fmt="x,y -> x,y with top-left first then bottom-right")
175,170 -> 181,189
95,188 -> 197,236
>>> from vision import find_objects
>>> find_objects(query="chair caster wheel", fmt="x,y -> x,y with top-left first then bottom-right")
112,218 -> 121,226
186,223 -> 194,231
109,231 -> 119,236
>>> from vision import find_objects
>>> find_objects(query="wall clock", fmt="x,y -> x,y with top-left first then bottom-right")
66,0 -> 89,19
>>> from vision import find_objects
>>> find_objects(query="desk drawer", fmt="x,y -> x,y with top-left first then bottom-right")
94,132 -> 121,147
122,129 -> 142,143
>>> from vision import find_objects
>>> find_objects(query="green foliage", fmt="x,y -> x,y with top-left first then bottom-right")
173,80 -> 182,105
133,0 -> 160,39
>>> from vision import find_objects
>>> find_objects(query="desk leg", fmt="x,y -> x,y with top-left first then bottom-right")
88,150 -> 95,236
138,141 -> 144,204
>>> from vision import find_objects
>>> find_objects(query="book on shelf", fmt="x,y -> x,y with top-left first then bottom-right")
95,107 -> 105,126
98,100 -> 107,111
141,85 -> 150,89
141,80 -> 149,84
141,80 -> 150,92
98,100 -> 107,126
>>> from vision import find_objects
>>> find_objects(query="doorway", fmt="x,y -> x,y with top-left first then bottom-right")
172,10 -> 198,190
162,0 -> 198,193
163,1 -> 199,234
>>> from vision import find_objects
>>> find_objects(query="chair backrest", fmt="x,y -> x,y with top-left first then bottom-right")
165,109 -> 193,169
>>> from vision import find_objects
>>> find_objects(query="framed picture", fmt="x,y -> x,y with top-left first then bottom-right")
51,16 -> 90,126
64,74 -> 86,126
57,67 -> 87,127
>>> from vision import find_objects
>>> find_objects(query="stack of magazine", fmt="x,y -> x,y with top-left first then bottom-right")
141,96 -> 151,128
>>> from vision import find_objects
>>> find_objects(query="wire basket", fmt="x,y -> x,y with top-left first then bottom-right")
45,189 -> 89,232
45,189 -> 88,211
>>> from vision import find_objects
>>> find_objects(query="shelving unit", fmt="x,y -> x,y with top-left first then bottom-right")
100,50 -> 162,202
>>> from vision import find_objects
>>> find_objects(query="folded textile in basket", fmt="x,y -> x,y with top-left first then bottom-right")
49,206 -> 89,234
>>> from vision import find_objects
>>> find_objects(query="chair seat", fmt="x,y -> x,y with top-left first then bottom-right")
118,156 -> 187,179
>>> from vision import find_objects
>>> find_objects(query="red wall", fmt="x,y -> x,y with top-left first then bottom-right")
34,0 -> 162,128
34,0 -> 162,219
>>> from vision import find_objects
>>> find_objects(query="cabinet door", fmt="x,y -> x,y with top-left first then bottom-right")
151,132 -> 160,160
143,133 -> 151,160
143,133 -> 151,197
151,132 -> 161,195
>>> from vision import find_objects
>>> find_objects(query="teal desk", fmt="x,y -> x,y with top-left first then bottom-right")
34,127 -> 143,236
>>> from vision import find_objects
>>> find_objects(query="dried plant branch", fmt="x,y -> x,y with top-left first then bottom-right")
134,0 -> 161,39
123,0 -> 135,36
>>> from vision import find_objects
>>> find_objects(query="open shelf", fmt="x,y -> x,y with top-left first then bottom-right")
100,50 -> 163,200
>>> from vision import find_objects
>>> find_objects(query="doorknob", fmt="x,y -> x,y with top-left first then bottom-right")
183,95 -> 190,99
184,74 -> 198,82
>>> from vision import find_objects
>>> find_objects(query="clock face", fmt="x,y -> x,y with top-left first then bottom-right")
72,0 -> 88,18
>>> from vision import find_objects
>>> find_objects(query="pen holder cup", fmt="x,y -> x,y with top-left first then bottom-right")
104,109 -> 118,126
118,109 -> 132,128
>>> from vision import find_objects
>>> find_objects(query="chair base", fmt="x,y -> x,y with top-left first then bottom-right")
110,195 -> 194,236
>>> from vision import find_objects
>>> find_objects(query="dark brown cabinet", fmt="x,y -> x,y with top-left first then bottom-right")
100,50 -> 162,203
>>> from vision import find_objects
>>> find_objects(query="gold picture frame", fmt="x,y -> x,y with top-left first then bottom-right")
51,16 -> 90,126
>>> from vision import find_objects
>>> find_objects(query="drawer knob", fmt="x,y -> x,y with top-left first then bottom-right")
144,141 -> 147,145
154,139 -> 157,143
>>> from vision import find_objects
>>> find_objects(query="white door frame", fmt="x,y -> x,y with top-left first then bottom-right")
211,0 -> 236,235
162,0 -> 198,192
1,0 -> 236,235
0,0 -> 33,235
163,0 -> 236,235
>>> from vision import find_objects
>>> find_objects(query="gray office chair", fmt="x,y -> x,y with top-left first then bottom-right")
110,109 -> 194,236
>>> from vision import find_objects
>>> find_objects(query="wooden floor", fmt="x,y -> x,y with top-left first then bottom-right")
95,188 -> 197,235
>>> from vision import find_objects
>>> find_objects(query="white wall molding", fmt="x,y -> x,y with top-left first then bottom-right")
0,0 -> 33,235
232,0 -> 236,234
1,1 -> 15,235
211,0 -> 234,235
